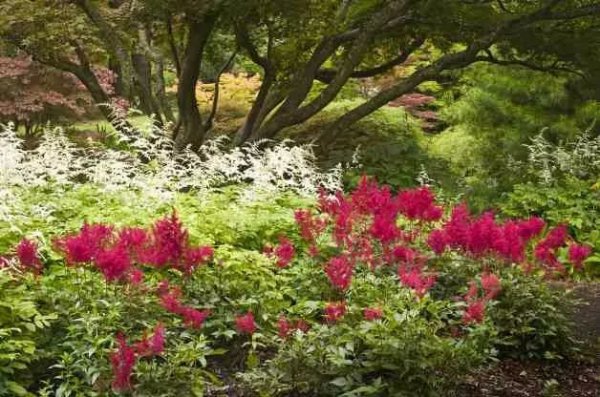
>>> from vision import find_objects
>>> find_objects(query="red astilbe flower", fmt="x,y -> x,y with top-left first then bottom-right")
278,315 -> 293,339
111,333 -> 137,392
324,301 -> 346,323
56,223 -> 113,265
463,300 -> 486,325
398,267 -> 436,298
540,225 -> 569,249
427,204 -> 546,263
128,268 -> 144,285
464,211 -> 499,257
159,287 -> 184,313
156,279 -> 171,295
350,176 -> 390,216
294,319 -> 311,333
0,255 -> 9,269
94,245 -> 131,282
294,208 -> 326,245
492,221 -> 526,263
325,255 -> 354,290
273,236 -> 295,268
158,286 -> 210,329
180,307 -> 211,329
318,188 -> 342,216
568,243 -> 592,270
15,238 -> 43,274
427,229 -> 448,255
369,210 -> 403,245
465,280 -> 479,301
348,237 -> 376,269
481,272 -> 502,300
142,211 -> 188,268
392,245 -> 419,264
141,211 -> 213,274
332,197 -> 355,248
443,203 -> 471,249
534,225 -> 569,271
117,227 -> 147,261
135,323 -> 166,357
363,307 -> 383,321
183,245 -> 214,274
235,311 -> 257,335
397,186 -> 443,222
516,217 -> 546,240
278,316 -> 311,338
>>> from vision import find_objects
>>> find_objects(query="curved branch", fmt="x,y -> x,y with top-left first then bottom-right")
234,23 -> 271,72
315,37 -> 424,83
474,54 -> 585,78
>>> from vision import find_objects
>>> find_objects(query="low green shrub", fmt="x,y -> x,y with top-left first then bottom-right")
0,178 -> 586,396
0,271 -> 56,396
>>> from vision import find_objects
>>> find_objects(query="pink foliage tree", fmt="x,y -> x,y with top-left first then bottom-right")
0,55 -> 127,134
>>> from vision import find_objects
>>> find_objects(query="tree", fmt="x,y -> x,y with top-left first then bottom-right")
0,56 -> 90,133
0,0 -> 176,133
230,0 -> 600,145
2,0 -> 600,150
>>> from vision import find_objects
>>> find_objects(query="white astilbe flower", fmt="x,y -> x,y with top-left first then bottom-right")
0,124 -> 25,187
0,121 -> 344,215
524,131 -> 600,184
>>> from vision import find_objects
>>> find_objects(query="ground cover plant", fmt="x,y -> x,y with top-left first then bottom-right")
0,169 -> 591,395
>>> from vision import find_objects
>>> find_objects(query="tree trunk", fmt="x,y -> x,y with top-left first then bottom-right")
174,15 -> 217,151
250,0 -> 412,141
235,72 -> 274,144
108,56 -> 127,98
154,57 -> 175,123
318,44 -> 488,145
166,16 -> 182,77
132,52 -> 155,115
74,0 -> 134,99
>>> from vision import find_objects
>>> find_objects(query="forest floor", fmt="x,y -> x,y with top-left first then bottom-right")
461,283 -> 600,396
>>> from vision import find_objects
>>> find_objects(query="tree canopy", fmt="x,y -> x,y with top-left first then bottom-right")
1,0 -> 600,148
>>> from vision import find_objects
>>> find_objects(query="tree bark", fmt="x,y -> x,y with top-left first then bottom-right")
166,16 -> 182,77
235,72 -> 274,144
174,15 -> 217,151
154,57 -> 175,123
250,0 -> 413,140
133,27 -> 165,123
73,0 -> 134,100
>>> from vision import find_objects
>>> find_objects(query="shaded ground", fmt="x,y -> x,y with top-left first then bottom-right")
461,283 -> 600,397
461,359 -> 599,396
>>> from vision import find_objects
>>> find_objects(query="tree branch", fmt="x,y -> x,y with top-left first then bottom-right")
315,37 -> 424,83
474,54 -> 585,78
204,48 -> 237,131
166,16 -> 182,77
318,0 -> 578,144
234,22 -> 272,72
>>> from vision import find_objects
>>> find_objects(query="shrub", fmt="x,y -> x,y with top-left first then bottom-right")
0,270 -> 56,396
0,177 -> 587,395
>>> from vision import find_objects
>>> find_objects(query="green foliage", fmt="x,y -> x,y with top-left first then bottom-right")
239,269 -> 488,396
0,178 -> 584,396
240,309 -> 484,396
0,185 -> 306,253
286,100 -> 456,190
488,273 -> 576,360
0,271 -> 55,396
432,64 -> 600,209
501,178 -> 600,275
431,255 -> 578,361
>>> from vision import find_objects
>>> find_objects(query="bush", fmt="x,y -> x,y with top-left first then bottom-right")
0,271 -> 55,396
0,177 -> 587,396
